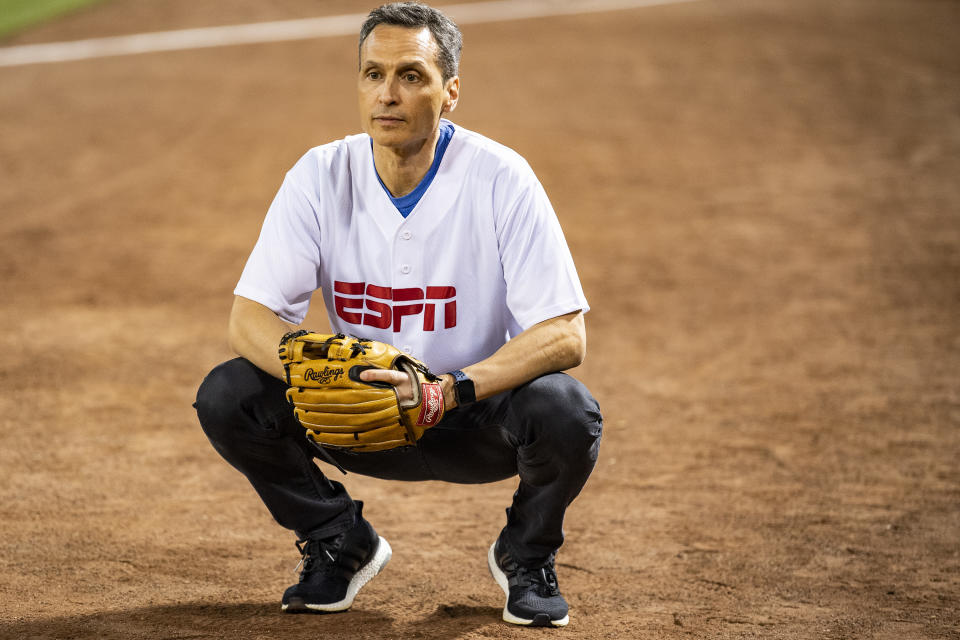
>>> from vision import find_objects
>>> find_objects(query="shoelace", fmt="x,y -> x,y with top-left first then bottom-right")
293,536 -> 341,578
514,564 -> 561,597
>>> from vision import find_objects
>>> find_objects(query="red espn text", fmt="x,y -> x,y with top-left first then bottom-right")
334,281 -> 456,333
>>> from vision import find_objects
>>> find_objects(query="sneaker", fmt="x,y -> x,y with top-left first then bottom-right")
281,518 -> 391,613
487,539 -> 569,627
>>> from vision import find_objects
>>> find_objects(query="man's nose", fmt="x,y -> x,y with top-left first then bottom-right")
378,77 -> 400,104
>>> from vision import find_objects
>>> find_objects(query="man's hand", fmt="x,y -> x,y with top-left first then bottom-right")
358,311 -> 586,413
359,368 -> 414,403
360,368 -> 458,410
280,333 -> 446,451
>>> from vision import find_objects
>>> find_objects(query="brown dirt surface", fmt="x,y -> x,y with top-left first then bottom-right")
1,1 -> 959,638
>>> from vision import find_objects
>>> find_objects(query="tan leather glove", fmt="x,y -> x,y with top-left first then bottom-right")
279,332 -> 445,452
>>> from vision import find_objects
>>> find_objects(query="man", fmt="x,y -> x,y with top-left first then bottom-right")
195,2 -> 601,628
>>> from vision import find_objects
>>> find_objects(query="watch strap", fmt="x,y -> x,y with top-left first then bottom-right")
448,369 -> 476,406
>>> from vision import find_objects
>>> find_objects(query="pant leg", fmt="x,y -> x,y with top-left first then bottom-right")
420,372 -> 603,565
195,359 -> 602,561
194,358 -> 358,539
500,373 -> 603,565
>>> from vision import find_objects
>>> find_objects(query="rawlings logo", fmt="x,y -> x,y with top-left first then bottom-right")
417,382 -> 444,426
304,366 -> 344,384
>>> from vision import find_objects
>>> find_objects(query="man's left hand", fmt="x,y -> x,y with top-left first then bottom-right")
360,368 -> 414,402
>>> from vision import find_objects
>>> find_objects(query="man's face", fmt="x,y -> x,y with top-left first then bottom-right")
358,25 -> 459,154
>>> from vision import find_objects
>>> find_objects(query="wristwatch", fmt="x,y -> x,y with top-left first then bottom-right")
448,369 -> 476,406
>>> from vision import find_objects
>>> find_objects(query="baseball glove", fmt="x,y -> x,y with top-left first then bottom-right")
278,332 -> 446,452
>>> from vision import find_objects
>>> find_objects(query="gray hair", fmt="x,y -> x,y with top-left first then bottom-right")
359,2 -> 462,82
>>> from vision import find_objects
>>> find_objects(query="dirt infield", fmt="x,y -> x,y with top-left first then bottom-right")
1,1 -> 958,638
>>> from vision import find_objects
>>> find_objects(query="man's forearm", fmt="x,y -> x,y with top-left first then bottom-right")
443,311 -> 586,407
228,296 -> 297,380
229,297 -> 585,401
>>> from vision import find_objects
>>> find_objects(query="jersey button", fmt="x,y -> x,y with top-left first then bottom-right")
403,346 -> 413,354
400,264 -> 412,274
400,230 -> 412,240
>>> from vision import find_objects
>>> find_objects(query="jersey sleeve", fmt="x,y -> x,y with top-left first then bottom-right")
233,167 -> 323,325
494,164 -> 589,331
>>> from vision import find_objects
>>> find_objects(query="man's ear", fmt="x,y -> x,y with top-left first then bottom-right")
443,76 -> 460,114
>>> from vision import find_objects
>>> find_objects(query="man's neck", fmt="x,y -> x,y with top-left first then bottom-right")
372,127 -> 441,198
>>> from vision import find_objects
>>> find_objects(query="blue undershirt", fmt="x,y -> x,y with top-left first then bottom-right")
372,120 -> 455,218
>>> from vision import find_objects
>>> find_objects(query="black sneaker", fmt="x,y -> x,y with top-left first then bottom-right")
487,539 -> 569,627
281,518 -> 391,613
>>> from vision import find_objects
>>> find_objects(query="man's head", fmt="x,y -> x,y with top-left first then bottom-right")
359,2 -> 462,83
357,3 -> 462,155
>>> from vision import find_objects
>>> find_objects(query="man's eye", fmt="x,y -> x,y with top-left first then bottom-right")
404,73 -> 419,82
367,71 -> 381,80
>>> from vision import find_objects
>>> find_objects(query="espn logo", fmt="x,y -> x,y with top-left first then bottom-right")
333,280 -> 456,333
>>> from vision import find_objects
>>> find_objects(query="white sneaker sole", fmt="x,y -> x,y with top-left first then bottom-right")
487,542 -> 569,627
282,535 -> 392,613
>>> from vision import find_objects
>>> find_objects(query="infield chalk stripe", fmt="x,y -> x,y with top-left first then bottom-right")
0,0 -> 703,67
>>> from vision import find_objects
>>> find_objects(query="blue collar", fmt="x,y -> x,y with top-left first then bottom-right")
372,120 -> 455,218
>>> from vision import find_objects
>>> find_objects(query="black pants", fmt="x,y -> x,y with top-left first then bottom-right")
194,358 -> 602,565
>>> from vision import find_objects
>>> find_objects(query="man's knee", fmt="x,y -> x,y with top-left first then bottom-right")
512,373 -> 603,453
195,357 -> 281,445
196,359 -> 243,442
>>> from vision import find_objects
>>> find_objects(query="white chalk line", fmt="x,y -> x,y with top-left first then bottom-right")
0,0 -> 703,68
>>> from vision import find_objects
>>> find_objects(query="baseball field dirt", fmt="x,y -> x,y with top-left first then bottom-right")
1,0 -> 958,638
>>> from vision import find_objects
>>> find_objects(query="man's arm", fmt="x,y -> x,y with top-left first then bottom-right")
230,292 -> 586,404
362,311 -> 586,409
228,295 -> 297,380
452,311 -> 585,406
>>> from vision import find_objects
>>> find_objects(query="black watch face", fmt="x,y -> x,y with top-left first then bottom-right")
455,377 -> 476,404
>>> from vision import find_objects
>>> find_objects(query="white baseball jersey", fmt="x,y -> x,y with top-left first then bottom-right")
235,120 -> 588,374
